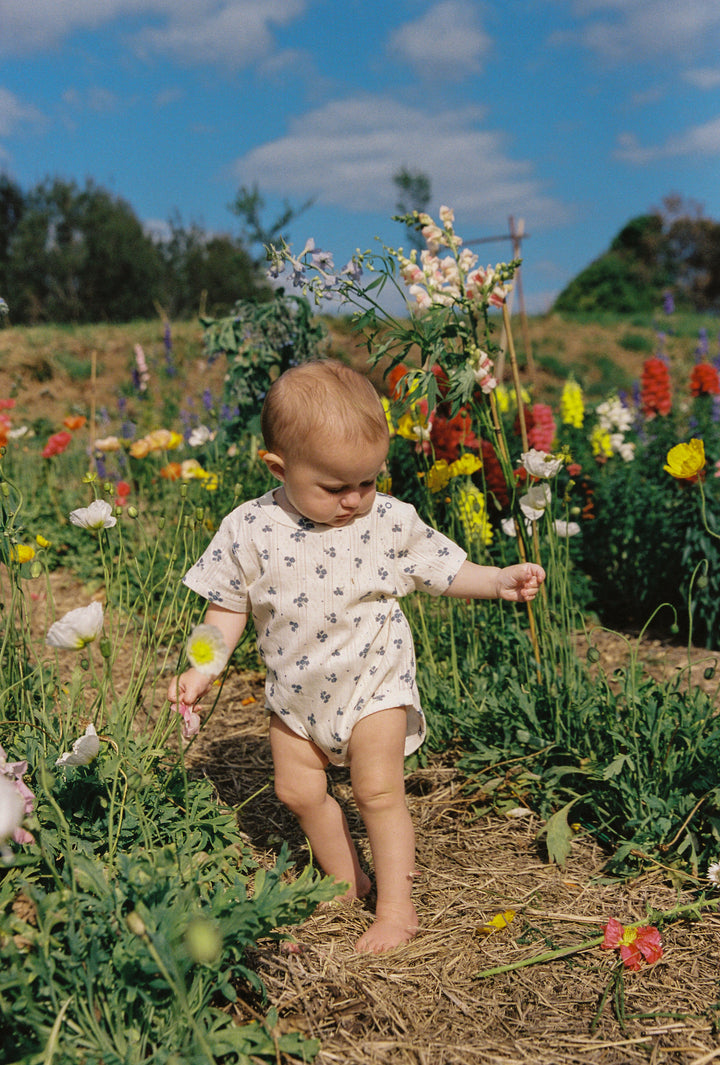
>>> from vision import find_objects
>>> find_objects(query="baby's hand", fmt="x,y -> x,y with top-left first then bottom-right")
167,668 -> 212,709
497,562 -> 545,602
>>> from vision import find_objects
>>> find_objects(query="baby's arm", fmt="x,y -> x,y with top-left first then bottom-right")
445,560 -> 545,602
167,604 -> 249,707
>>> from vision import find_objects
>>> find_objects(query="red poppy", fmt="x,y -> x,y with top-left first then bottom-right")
42,431 -> 73,458
640,357 -> 672,417
0,398 -> 16,410
115,480 -> 132,507
689,362 -> 720,398
601,918 -> 663,971
387,363 -> 410,399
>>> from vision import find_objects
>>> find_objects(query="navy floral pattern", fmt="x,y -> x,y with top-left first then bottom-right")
182,491 -> 466,766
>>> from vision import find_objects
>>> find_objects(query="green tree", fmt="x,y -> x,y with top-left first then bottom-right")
393,167 -> 432,252
156,215 -> 270,318
6,178 -> 162,323
0,175 -> 24,300
231,184 -> 314,266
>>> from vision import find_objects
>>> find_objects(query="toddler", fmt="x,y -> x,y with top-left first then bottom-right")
168,360 -> 544,953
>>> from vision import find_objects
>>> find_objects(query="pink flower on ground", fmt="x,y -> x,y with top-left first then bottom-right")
601,918 -> 663,970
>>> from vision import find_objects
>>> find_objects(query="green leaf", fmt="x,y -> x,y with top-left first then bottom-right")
538,797 -> 584,868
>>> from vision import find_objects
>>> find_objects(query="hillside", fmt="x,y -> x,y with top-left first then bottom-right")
0,310 -> 714,431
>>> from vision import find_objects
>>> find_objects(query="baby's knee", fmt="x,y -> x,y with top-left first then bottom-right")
352,778 -> 404,816
274,774 -> 325,816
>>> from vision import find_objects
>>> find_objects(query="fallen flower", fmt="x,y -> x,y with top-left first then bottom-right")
707,861 -> 720,885
478,910 -> 516,936
69,499 -> 117,530
601,918 -> 663,971
55,723 -> 101,767
46,601 -> 104,650
186,623 -> 230,676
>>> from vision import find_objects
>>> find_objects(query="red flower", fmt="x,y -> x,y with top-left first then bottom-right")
601,918 -> 663,971
387,362 -> 410,399
114,480 -> 132,506
431,408 -> 479,462
0,398 -> 16,410
478,439 -> 510,510
640,357 -> 672,418
690,362 -> 720,398
42,431 -> 73,458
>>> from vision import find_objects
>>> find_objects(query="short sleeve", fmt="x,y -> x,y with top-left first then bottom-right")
182,512 -> 250,612
391,502 -> 467,596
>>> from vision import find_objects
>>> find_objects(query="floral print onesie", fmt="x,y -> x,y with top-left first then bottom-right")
182,490 -> 467,765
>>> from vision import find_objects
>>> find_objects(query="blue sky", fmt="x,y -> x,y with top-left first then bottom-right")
1,0 -> 720,313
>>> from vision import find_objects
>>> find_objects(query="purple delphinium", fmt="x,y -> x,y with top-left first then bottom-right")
202,389 -> 213,413
663,291 -> 675,315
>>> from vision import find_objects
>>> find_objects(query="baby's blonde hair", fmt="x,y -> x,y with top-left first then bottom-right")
261,360 -> 388,458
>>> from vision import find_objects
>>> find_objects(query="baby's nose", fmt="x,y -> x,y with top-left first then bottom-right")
342,489 -> 361,507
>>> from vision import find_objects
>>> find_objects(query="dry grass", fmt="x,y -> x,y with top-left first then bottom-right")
185,670 -> 720,1065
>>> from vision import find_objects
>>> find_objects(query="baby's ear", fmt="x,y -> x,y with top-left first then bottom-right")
262,451 -> 286,481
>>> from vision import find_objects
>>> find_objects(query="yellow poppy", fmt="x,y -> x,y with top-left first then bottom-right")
664,438 -> 706,479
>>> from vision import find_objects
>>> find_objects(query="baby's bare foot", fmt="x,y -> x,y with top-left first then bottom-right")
355,904 -> 418,954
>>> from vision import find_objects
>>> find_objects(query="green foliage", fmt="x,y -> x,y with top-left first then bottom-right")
618,331 -> 654,353
202,289 -> 328,441
0,449 -> 337,1062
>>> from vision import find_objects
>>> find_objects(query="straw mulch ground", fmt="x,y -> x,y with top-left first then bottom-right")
187,665 -> 720,1065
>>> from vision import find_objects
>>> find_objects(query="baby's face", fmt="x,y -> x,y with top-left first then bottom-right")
276,436 -> 388,527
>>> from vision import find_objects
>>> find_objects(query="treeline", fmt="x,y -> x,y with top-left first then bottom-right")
554,195 -> 720,315
0,176 -> 272,324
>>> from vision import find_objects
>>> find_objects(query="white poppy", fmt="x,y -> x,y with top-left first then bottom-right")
519,483 -> 552,522
188,425 -> 213,447
0,775 -> 25,844
69,499 -> 117,530
46,602 -> 104,650
521,449 -> 563,479
553,520 -> 581,538
56,723 -> 101,767
186,623 -> 230,676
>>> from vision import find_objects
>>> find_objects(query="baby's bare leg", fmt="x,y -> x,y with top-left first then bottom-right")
270,716 -> 371,898
348,707 -> 418,953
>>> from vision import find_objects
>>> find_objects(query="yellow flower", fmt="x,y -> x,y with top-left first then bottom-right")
560,378 -> 584,428
478,910 -> 516,936
35,534 -> 51,548
396,406 -> 431,443
425,459 -> 452,493
449,453 -> 482,477
381,397 -> 396,437
590,425 -> 613,459
664,439 -> 706,480
181,458 -> 205,479
457,486 -> 493,545
11,543 -> 35,563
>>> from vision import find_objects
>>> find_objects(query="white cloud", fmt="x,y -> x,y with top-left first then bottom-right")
388,0 -> 491,79
560,0 -> 720,64
232,95 -> 569,230
0,87 -> 43,137
0,1 -> 307,68
615,114 -> 720,163
684,67 -> 720,90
